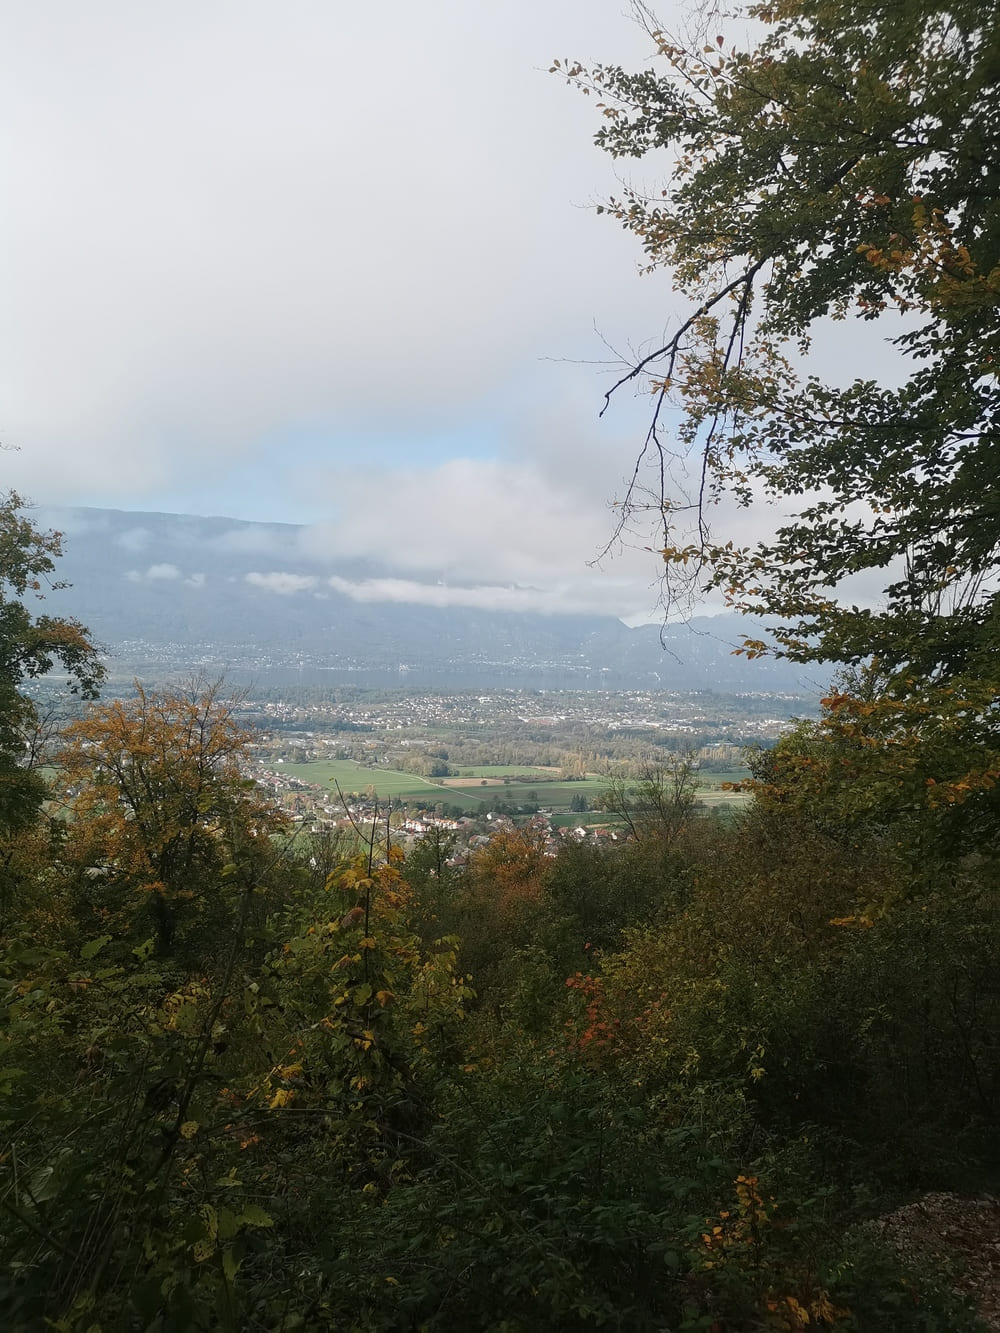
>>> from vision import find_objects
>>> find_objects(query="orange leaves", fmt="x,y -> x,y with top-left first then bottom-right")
818,691 -> 850,712
734,637 -> 768,660
564,972 -> 621,1059
56,679 -> 288,950
694,1175 -> 847,1327
655,542 -> 703,567
700,1173 -> 771,1266
857,202 -> 999,318
925,768 -> 1000,809
465,825 -> 549,917
562,971 -> 664,1063
753,676 -> 1000,863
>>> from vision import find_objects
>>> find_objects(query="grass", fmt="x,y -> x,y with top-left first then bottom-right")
278,759 -> 611,813
695,767 -> 751,809
696,788 -> 751,807
446,778 -> 609,807
277,760 -> 751,815
697,766 -> 751,788
280,759 -> 453,803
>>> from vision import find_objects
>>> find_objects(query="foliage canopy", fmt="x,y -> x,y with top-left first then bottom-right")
58,679 -> 287,954
559,0 -> 1000,680
0,491 -> 103,837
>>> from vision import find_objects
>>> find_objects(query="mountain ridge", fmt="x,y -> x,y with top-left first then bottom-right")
35,506 -> 829,694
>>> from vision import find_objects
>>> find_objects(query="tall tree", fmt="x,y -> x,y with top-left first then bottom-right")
59,679 -> 285,952
560,0 -> 1000,680
0,491 -> 103,836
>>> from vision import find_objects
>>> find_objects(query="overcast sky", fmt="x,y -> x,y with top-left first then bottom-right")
1,1 -> 885,622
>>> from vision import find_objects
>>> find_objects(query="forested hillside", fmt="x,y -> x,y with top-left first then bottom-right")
3,0 -> 999,1328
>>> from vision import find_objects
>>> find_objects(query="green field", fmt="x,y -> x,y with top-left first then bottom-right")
696,767 -> 751,808
697,767 -> 751,788
278,759 -> 750,815
445,777 -> 608,807
695,788 -> 751,808
280,759 -> 453,803
279,760 -> 609,813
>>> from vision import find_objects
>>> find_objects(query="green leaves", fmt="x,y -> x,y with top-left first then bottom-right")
566,0 -> 1000,685
57,680 -> 287,959
79,935 -> 110,961
0,493 -> 103,840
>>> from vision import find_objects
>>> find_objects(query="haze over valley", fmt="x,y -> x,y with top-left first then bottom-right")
39,505 -> 829,696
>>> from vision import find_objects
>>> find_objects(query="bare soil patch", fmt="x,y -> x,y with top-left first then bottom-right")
877,1192 -> 1000,1330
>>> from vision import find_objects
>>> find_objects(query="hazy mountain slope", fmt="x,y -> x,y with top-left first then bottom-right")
35,506 -> 827,694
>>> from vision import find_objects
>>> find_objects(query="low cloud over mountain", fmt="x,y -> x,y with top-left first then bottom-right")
37,506 -> 828,695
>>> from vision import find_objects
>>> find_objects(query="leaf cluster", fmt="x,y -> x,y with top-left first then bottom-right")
564,0 -> 1000,684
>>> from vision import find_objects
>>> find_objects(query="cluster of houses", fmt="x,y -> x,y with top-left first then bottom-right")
252,762 -> 621,860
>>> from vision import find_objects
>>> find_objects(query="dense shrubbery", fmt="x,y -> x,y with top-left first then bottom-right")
2,670 -> 995,1329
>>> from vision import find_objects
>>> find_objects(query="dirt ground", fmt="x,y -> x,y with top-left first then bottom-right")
877,1193 -> 1000,1329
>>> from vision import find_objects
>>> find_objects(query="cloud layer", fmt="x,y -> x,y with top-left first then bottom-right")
3,3 -> 905,622
2,6 -> 664,501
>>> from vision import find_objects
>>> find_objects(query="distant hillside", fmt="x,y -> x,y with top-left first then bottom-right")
35,506 -> 829,695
